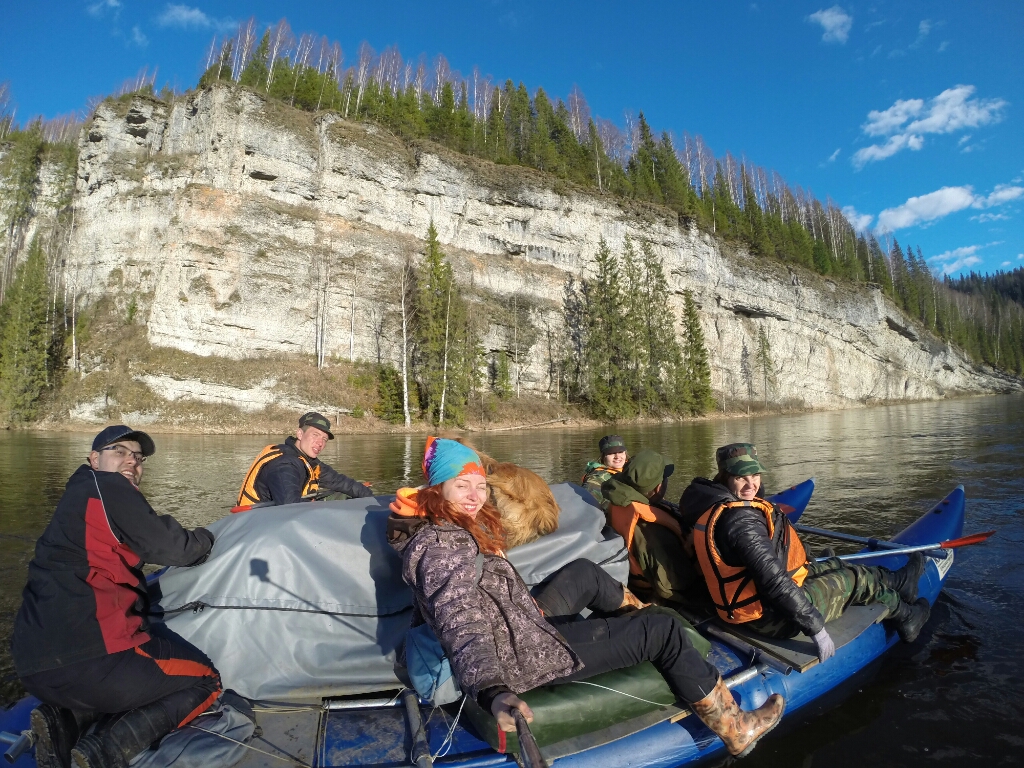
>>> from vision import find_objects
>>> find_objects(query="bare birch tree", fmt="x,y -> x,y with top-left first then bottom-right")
266,19 -> 295,92
231,18 -> 258,82
352,42 -> 374,116
398,257 -> 417,427
312,241 -> 332,370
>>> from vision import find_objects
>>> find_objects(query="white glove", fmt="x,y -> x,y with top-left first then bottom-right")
812,627 -> 835,662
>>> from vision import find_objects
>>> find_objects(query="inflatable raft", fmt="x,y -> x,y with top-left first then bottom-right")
2,479 -> 964,767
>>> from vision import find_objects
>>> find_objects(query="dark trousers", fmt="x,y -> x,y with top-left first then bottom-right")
531,558 -> 625,617
21,625 -> 222,729
532,558 -> 720,704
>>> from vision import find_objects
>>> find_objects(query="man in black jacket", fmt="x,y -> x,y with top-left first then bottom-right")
680,443 -> 930,664
12,426 -> 220,768
236,412 -> 373,508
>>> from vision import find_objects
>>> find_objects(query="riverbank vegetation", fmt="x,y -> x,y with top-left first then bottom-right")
372,225 -> 716,427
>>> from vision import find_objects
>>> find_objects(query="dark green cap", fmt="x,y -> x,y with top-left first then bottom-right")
622,449 -> 674,496
716,443 -> 764,477
298,411 -> 334,439
599,434 -> 627,455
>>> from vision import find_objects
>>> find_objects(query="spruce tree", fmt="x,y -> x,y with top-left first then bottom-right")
753,325 -> 777,409
680,289 -> 714,414
638,239 -> 684,413
494,350 -> 513,400
584,238 -> 629,419
414,223 -> 474,425
0,239 -> 52,423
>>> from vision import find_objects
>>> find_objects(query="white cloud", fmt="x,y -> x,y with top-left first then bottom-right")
827,148 -> 841,163
926,246 -> 983,275
852,85 -> 1007,168
1002,261 -> 1012,267
911,19 -> 931,48
958,135 -> 972,145
1018,254 -> 1024,260
938,41 -> 950,52
874,181 -> 1023,232
971,212 -> 1010,223
808,6 -> 853,44
977,185 -> 1024,207
88,0 -> 121,16
130,25 -> 148,47
877,186 -> 976,231
156,4 -> 235,32
157,4 -> 210,27
842,205 -> 873,232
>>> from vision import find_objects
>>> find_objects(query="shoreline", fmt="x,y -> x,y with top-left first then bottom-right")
12,389 -> 1016,437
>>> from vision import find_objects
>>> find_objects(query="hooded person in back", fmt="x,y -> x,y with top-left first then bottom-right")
603,449 -> 699,605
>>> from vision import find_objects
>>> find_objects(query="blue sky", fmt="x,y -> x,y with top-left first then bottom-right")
1,1 -> 1021,277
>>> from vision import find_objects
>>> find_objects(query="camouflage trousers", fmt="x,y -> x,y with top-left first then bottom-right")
749,557 -> 903,639
631,520 -> 699,603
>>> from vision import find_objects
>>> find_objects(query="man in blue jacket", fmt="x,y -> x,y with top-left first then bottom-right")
12,426 -> 220,768
236,412 -> 373,507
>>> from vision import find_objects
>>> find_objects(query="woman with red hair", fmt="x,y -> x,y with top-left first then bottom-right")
387,438 -> 786,758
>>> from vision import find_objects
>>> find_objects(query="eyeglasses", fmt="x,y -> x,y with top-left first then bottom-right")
99,444 -> 147,463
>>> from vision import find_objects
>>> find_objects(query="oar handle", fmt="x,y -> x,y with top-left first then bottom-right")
513,710 -> 548,768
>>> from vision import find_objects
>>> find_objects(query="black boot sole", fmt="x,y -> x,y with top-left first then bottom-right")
30,706 -> 72,768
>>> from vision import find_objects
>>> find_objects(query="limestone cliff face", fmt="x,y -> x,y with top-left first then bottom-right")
10,85 -> 1019,417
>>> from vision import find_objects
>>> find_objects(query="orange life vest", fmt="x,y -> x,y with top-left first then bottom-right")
693,498 -> 809,624
236,444 -> 320,507
607,501 -> 683,577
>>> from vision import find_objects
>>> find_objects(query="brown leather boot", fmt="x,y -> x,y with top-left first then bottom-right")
690,677 -> 785,758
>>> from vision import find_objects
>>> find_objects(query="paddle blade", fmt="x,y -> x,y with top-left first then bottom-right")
940,530 -> 996,549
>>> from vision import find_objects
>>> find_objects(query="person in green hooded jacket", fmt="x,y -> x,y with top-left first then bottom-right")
603,449 -> 698,604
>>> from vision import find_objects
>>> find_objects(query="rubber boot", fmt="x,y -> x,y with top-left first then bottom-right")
71,701 -> 178,768
880,553 -> 926,603
30,705 -> 96,768
690,677 -> 785,758
891,597 -> 930,643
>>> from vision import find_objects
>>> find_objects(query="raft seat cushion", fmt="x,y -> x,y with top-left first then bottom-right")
461,606 -> 710,755
461,660 -> 682,757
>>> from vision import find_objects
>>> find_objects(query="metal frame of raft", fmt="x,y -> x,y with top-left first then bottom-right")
2,479 -> 966,767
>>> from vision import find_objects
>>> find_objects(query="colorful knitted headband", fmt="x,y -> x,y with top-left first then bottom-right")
423,437 -> 486,487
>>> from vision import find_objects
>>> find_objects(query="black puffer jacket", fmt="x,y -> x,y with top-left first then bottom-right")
679,477 -> 823,636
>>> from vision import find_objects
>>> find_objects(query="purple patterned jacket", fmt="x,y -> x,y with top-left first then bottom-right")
387,513 -> 583,705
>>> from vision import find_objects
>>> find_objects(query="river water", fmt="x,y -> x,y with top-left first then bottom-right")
2,395 -> 1022,766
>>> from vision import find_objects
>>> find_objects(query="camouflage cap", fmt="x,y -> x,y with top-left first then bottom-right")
599,434 -> 627,455
715,443 -> 764,477
298,411 -> 335,440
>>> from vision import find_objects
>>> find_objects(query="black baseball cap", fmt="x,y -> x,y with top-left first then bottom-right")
298,411 -> 334,439
91,425 -> 156,457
